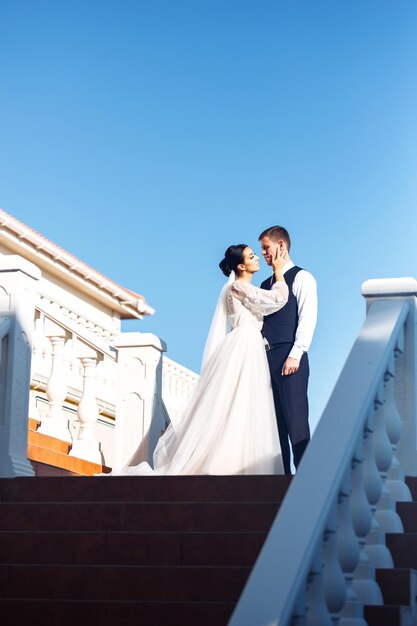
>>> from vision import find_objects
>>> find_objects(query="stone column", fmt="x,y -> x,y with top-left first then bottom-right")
0,255 -> 41,477
113,332 -> 167,471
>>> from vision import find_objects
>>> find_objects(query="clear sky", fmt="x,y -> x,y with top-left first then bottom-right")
1,1 -> 416,431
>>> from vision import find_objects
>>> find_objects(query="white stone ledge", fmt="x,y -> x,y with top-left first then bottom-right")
114,332 -> 167,352
362,277 -> 417,298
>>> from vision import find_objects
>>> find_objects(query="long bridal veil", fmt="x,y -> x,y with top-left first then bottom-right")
201,270 -> 235,370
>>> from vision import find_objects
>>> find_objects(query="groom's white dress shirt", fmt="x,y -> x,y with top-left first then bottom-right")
271,261 -> 318,362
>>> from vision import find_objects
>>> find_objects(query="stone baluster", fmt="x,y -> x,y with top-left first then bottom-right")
38,319 -> 72,442
385,375 -> 411,501
338,472 -> 367,626
70,348 -> 102,465
365,386 -> 395,568
381,340 -> 412,506
351,436 -> 383,605
323,501 -> 347,623
363,408 -> 387,572
305,542 -> 333,626
374,372 -> 405,533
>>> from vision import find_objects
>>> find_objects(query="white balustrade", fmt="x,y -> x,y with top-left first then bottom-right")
1,251 -> 197,474
30,303 -> 120,465
229,279 -> 417,626
28,308 -> 181,470
162,356 -> 199,426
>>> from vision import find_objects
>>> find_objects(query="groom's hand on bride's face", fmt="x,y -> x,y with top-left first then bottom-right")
281,357 -> 300,376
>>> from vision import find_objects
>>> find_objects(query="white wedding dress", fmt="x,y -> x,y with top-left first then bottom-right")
117,278 -> 288,476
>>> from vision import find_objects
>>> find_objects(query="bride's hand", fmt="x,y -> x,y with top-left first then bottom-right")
272,245 -> 288,273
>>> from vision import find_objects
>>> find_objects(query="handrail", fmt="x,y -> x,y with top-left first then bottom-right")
229,297 -> 411,625
35,303 -> 116,359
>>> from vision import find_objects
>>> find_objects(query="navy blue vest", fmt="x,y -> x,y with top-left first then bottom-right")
261,266 -> 302,345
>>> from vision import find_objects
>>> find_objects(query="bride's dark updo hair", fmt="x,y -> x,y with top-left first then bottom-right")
219,244 -> 248,277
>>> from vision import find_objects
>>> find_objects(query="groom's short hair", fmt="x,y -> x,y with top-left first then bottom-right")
258,226 -> 291,251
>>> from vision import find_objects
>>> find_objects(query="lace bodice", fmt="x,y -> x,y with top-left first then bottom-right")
226,280 -> 289,330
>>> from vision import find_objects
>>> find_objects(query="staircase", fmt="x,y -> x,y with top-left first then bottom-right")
0,475 -> 290,625
0,475 -> 416,626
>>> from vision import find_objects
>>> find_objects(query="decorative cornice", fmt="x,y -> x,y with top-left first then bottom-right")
0,207 -> 154,319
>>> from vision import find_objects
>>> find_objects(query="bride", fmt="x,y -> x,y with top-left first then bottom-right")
117,243 -> 289,476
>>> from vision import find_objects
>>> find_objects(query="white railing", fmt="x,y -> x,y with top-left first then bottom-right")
229,277 -> 417,626
31,304 -> 117,464
0,255 -> 190,475
31,321 -> 170,470
162,355 -> 199,426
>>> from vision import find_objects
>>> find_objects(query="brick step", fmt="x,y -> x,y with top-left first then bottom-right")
0,564 -> 250,602
0,501 -> 280,532
376,568 -> 417,614
387,534 -> 417,569
0,598 -> 234,626
364,604 -> 413,626
0,530 -> 267,566
0,475 -> 290,626
396,502 -> 417,531
405,477 -> 417,500
0,475 -> 292,503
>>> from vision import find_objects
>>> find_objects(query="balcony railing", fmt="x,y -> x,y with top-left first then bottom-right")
162,355 -> 199,427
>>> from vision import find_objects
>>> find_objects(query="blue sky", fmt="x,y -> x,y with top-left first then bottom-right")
1,1 -> 416,430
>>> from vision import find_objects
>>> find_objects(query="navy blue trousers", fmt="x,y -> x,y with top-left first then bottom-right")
266,344 -> 310,474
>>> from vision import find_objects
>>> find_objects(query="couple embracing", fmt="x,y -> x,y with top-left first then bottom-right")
119,225 -> 317,477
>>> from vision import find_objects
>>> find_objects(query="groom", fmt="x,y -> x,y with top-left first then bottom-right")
259,226 -> 317,474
